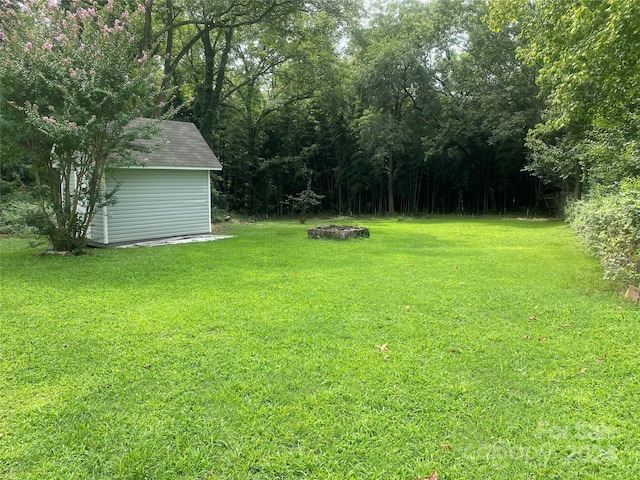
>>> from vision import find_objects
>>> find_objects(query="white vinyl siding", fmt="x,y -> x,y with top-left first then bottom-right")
88,203 -> 107,243
90,169 -> 211,244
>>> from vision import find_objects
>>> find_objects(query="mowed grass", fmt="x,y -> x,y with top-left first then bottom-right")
1,218 -> 639,479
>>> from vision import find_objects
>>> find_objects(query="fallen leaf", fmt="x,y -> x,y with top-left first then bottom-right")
538,337 -> 547,342
376,344 -> 389,352
415,471 -> 439,480
615,306 -> 624,311
524,335 -> 531,339
596,354 -> 607,363
143,363 -> 152,369
383,355 -> 391,360
440,443 -> 453,451
449,349 -> 457,353
559,324 -> 570,328
580,368 -> 587,373
529,315 -> 537,321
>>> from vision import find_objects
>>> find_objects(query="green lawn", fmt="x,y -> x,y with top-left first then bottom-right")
1,218 -> 639,479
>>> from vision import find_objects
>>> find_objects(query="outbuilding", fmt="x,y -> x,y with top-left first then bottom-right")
87,119 -> 222,246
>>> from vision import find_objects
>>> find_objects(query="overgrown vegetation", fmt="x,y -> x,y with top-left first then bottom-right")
1,220 -> 639,479
0,195 -> 41,235
567,179 -> 640,285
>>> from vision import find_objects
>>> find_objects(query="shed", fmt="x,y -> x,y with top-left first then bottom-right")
87,119 -> 222,246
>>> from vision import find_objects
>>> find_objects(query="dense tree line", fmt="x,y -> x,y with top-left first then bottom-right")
1,0 -> 544,220
148,0 -> 542,216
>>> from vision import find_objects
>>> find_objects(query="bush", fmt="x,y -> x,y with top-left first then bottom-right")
567,178 -> 640,284
0,192 -> 41,236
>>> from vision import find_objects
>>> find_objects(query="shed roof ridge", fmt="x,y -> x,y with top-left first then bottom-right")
129,118 -> 221,170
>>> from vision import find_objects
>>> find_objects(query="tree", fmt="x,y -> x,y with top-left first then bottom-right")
348,0 -> 537,214
141,0 -> 356,144
427,0 -> 539,213
0,0 -> 164,251
205,8 -> 352,215
488,0 -> 640,193
351,0 -> 438,215
286,176 -> 325,222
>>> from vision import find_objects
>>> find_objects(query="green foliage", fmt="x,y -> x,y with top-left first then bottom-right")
351,1 -> 438,214
0,196 -> 41,235
567,178 -> 640,284
524,132 -> 586,196
0,0 -> 163,251
489,0 -> 640,129
2,219 -> 639,479
429,0 -> 539,212
285,178 -> 325,218
144,0 -> 540,216
489,0 -> 640,194
348,0 -> 538,214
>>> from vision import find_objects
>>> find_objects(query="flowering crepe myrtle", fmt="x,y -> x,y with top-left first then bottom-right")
0,0 -> 165,251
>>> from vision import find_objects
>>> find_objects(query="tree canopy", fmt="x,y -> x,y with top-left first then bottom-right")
489,0 -> 640,195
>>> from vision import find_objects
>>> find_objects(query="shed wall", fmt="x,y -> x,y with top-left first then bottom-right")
89,169 -> 211,244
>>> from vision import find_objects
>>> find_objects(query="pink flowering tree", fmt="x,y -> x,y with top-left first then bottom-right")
0,0 -> 164,251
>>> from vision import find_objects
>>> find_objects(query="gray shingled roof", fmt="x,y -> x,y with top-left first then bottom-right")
129,118 -> 222,170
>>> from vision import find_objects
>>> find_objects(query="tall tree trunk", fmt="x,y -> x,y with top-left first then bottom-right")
199,27 -> 216,143
483,184 -> 489,214
200,27 -> 234,145
142,0 -> 153,52
212,27 -> 234,121
415,168 -> 423,213
161,0 -> 174,92
387,148 -> 395,215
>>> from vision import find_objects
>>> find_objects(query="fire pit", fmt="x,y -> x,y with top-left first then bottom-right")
308,225 -> 370,240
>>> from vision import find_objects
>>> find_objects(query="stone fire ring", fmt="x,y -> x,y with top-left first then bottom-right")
307,225 -> 370,240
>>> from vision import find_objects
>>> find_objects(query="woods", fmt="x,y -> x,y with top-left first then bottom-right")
199,0 -> 541,216
2,0 -> 542,219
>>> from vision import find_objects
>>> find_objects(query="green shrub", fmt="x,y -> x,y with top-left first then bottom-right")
567,178 -> 640,284
0,194 -> 41,236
